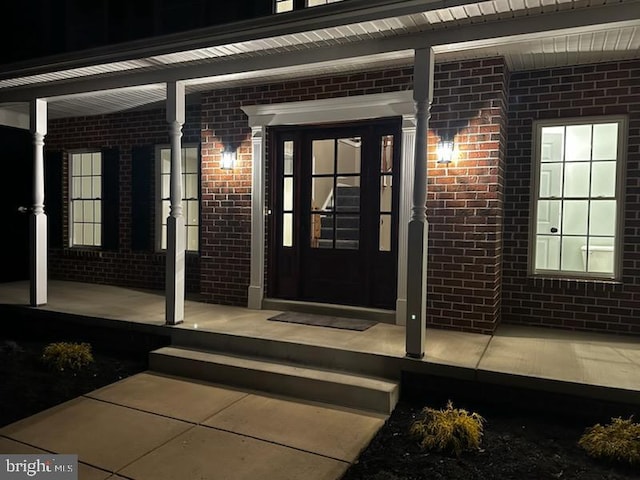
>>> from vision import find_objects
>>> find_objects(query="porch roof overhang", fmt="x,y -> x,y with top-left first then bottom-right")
0,0 -> 638,127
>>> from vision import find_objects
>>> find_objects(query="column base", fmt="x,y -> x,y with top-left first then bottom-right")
30,213 -> 47,307
247,285 -> 263,310
165,215 -> 185,325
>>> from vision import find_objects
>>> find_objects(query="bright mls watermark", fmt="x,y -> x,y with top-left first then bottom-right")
0,455 -> 77,480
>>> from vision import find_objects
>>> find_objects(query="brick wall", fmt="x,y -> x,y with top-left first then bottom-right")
46,107 -> 202,292
427,58 -> 509,334
503,59 -> 640,335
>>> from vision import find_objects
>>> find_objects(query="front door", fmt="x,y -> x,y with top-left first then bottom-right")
269,119 -> 400,310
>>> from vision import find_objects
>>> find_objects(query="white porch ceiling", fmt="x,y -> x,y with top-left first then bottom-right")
0,0 -> 638,121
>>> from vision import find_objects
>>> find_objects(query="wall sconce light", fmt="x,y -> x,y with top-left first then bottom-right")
221,148 -> 237,170
437,140 -> 455,164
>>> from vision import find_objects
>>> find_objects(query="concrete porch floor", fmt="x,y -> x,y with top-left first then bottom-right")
0,280 -> 639,479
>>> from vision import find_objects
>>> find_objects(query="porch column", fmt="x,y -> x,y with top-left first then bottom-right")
396,114 -> 417,326
30,99 -> 47,306
406,47 -> 434,359
248,126 -> 266,309
165,81 -> 185,325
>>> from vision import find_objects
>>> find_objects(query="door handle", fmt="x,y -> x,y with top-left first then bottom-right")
17,206 -> 29,214
550,227 -> 558,233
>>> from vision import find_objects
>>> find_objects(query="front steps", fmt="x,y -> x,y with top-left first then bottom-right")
149,346 -> 399,414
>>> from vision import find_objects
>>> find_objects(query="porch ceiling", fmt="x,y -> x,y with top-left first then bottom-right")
0,0 -> 638,122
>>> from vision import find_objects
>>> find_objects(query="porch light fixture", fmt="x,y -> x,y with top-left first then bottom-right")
437,140 -> 455,164
221,148 -> 237,170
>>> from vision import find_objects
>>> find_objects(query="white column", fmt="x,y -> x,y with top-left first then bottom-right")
165,81 -> 185,325
30,99 -> 47,307
395,114 -> 417,326
248,126 -> 266,309
406,47 -> 434,359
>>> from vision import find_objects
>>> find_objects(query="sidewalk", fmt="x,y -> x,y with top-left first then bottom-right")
0,372 -> 386,480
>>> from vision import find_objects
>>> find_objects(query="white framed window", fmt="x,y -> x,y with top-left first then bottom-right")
157,145 -> 199,252
275,0 -> 342,13
530,116 -> 626,279
69,151 -> 102,247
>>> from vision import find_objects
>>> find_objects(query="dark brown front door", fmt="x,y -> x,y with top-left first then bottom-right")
269,119 -> 400,310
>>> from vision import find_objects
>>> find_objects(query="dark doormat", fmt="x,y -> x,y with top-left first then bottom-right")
267,312 -> 376,331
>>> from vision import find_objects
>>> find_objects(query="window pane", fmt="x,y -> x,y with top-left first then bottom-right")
81,153 -> 92,175
592,123 -> 618,160
83,201 -> 94,222
586,238 -> 615,274
379,214 -> 391,251
561,236 -> 587,272
72,178 -> 81,198
73,224 -> 83,245
187,226 -> 198,251
540,126 -> 564,162
83,223 -> 94,246
539,163 -> 562,198
186,200 -> 199,225
311,213 -> 323,248
276,0 -> 293,12
95,201 -> 101,223
565,125 -> 592,161
161,149 -> 171,174
185,173 -> 198,199
92,153 -> 102,175
312,139 -> 334,175
337,138 -> 361,174
381,135 -> 393,173
162,200 -> 170,220
162,174 -> 170,199
161,226 -> 167,250
94,224 -> 101,246
380,177 -> 392,212
335,182 -> 359,212
536,200 -> 561,235
283,213 -> 293,247
535,235 -> 560,270
185,147 -> 198,173
72,155 -> 81,175
72,201 -> 81,222
312,177 -> 334,211
591,162 -> 616,197
82,178 -> 92,198
92,177 -> 101,198
283,177 -> 293,211
562,200 -> 588,235
284,141 -> 294,175
564,162 -> 590,198
589,200 -> 616,236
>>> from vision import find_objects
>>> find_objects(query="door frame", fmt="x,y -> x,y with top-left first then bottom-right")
241,90 -> 416,324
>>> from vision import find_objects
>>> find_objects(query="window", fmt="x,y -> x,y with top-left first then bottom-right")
275,0 -> 342,13
157,145 -> 199,251
531,117 -> 626,279
70,151 -> 102,247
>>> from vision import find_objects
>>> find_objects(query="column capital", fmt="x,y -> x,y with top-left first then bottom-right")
30,99 -> 47,136
166,81 -> 185,125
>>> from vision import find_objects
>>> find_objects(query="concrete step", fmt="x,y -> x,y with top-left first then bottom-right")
149,346 -> 399,414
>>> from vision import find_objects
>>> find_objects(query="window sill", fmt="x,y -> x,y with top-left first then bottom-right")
62,248 -> 104,259
528,275 -> 622,292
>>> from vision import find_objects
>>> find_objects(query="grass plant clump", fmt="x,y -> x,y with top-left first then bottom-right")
410,400 -> 485,457
42,342 -> 94,372
579,416 -> 640,466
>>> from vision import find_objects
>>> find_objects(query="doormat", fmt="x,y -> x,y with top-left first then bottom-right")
267,312 -> 376,331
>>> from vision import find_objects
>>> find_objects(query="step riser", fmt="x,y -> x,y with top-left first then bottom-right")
169,328 -> 403,379
150,351 -> 399,414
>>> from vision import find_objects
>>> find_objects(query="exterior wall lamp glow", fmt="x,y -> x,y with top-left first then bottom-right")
221,148 -> 237,170
437,140 -> 455,164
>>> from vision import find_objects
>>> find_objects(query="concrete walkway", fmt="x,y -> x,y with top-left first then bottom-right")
0,372 -> 385,480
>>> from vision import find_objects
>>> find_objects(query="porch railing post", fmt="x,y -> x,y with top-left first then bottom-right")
165,81 -> 185,325
30,99 -> 48,307
406,47 -> 434,358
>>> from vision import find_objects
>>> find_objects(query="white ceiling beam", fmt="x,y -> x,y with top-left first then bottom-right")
0,1 -> 638,103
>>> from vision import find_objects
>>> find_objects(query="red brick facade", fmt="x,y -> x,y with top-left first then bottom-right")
44,56 -> 640,336
503,59 -> 640,335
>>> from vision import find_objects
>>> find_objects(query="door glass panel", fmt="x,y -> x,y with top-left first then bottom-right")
381,135 -> 393,173
337,138 -> 361,174
536,200 -> 561,235
380,177 -> 392,212
591,162 -> 616,197
379,214 -> 391,251
592,123 -> 618,160
283,213 -> 293,247
284,141 -> 294,175
312,139 -> 335,175
283,177 -> 293,211
565,125 -> 592,161
541,126 -> 564,162
335,180 -> 359,213
564,162 -> 590,198
312,177 -> 334,211
336,214 -> 359,250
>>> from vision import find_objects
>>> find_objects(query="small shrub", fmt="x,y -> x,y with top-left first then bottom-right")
579,416 -> 640,466
42,342 -> 94,372
410,400 -> 485,457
